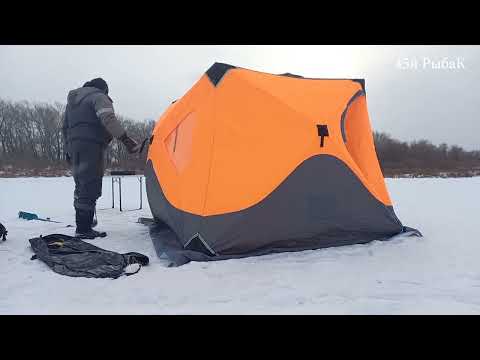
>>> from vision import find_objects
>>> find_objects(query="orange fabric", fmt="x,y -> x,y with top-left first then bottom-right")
148,67 -> 392,216
344,95 -> 392,205
148,77 -> 215,215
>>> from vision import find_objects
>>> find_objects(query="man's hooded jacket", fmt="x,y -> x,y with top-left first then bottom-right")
62,81 -> 125,152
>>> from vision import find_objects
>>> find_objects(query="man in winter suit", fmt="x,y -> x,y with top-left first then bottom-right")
62,78 -> 140,239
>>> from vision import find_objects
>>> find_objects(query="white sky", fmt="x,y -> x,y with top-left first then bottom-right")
1,45 -> 479,149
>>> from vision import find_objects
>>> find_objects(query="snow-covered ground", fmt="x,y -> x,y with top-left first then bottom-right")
1,175 -> 480,314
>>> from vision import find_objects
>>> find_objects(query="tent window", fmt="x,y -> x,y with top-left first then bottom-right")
343,93 -> 389,201
164,112 -> 197,173
341,90 -> 364,143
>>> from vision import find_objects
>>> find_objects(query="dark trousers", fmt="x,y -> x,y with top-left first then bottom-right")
70,141 -> 106,212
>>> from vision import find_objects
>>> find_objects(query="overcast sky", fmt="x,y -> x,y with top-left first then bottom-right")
1,45 -> 479,150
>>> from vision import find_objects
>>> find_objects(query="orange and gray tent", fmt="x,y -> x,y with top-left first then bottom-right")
145,63 -> 421,265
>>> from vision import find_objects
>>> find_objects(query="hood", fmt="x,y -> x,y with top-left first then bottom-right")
67,87 -> 102,106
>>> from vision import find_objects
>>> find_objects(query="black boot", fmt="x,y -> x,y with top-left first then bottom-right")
75,208 -> 107,239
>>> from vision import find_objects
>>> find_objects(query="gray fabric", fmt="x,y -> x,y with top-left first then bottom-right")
201,155 -> 403,255
71,140 -> 105,211
402,226 -> 423,237
148,222 -> 421,267
63,87 -> 125,150
145,155 -> 415,264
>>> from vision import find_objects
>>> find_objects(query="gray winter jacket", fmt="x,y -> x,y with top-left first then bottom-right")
62,87 -> 126,152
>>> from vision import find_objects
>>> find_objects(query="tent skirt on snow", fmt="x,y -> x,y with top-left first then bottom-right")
145,158 -> 421,266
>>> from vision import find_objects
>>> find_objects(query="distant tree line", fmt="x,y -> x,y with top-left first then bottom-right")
0,98 -> 154,176
374,132 -> 480,177
1,98 -> 480,177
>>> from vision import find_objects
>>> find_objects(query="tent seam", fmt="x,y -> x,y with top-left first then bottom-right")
201,89 -> 217,219
235,73 -> 314,126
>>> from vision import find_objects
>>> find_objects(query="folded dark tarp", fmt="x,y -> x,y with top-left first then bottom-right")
29,234 -> 149,278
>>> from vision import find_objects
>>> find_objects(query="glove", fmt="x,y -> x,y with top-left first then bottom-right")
119,133 -> 141,154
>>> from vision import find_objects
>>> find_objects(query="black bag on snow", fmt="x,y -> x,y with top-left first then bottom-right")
29,234 -> 149,279
0,222 -> 7,241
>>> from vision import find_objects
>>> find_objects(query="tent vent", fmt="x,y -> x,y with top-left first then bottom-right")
317,125 -> 329,147
352,79 -> 366,92
280,72 -> 304,78
184,233 -> 216,256
206,63 -> 236,86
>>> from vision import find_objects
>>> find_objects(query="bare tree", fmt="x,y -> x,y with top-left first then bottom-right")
1,97 -> 479,178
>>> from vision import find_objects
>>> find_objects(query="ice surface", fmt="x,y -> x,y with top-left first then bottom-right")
1,176 -> 480,314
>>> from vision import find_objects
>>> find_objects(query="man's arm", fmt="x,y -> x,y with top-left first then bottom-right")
92,93 -> 141,153
92,93 -> 126,139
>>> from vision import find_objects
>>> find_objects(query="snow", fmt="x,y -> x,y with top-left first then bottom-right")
1,175 -> 480,314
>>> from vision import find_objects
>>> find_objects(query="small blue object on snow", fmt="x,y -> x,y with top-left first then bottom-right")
18,211 -> 39,220
18,211 -> 61,223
